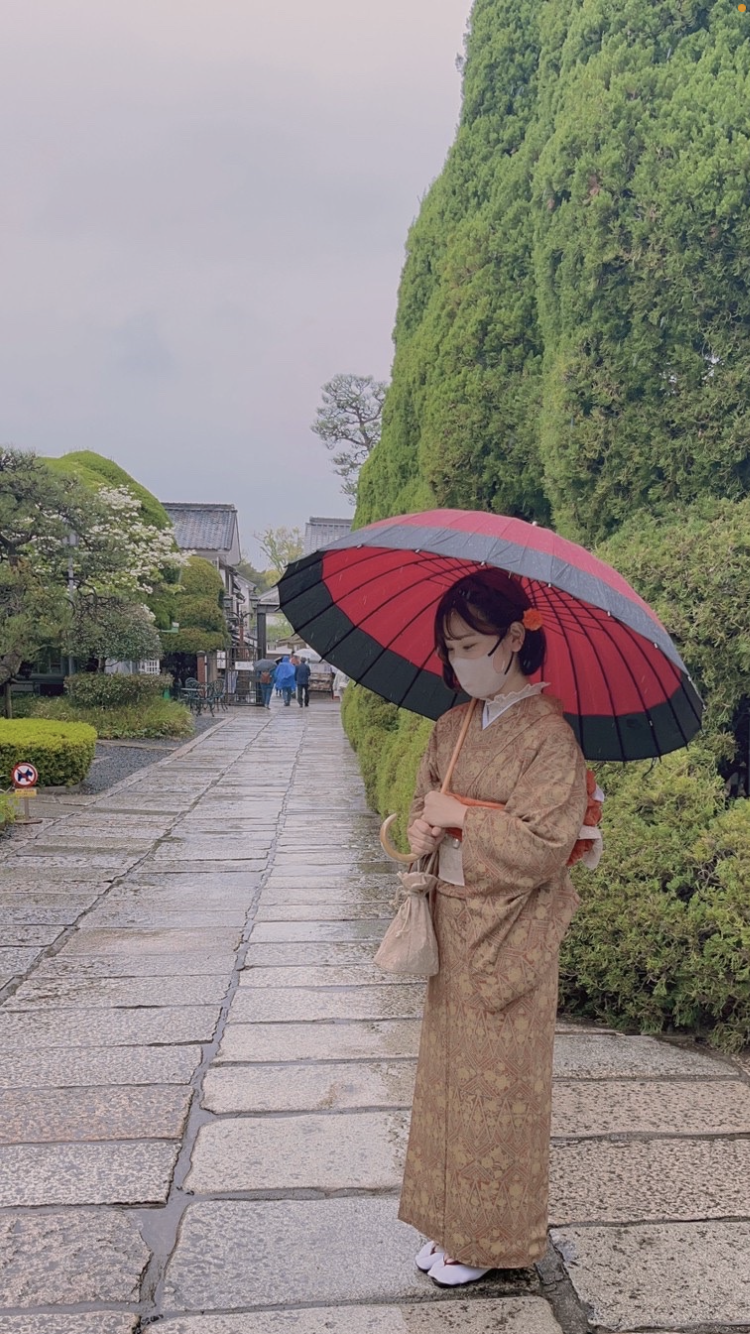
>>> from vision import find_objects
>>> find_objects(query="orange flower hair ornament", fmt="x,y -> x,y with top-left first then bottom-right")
522,608 -> 544,631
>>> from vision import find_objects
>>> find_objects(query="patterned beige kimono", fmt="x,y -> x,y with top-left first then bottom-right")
398,693 -> 588,1269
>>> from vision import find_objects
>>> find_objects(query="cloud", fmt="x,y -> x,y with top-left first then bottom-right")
0,0 -> 472,562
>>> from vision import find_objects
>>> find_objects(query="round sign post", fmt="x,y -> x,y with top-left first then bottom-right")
11,762 -> 42,824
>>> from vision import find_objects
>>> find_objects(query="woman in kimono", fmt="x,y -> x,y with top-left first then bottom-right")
399,569 -> 589,1287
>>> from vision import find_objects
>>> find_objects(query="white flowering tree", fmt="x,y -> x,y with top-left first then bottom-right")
0,452 -> 192,706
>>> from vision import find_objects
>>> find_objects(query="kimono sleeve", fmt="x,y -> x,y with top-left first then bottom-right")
408,724 -> 440,829
462,721 -> 587,896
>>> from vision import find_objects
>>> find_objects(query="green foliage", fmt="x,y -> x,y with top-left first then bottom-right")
345,0 -> 750,1051
356,0 -> 750,540
0,449 -> 103,694
0,719 -> 97,786
29,698 -> 192,741
597,498 -> 750,738
180,557 -> 225,598
342,686 -> 432,849
168,557 -> 229,654
312,374 -> 388,503
45,452 -> 172,530
70,597 -> 162,664
0,791 -> 17,828
66,673 -> 173,707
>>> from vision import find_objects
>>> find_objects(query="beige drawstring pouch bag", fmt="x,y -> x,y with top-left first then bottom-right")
373,853 -> 439,978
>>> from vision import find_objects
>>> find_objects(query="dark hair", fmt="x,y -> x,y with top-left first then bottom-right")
434,570 -> 546,691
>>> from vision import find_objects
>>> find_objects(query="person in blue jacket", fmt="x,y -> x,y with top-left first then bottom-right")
274,655 -> 297,707
295,656 -> 312,708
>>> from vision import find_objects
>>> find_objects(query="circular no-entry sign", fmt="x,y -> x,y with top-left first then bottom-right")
12,762 -> 38,789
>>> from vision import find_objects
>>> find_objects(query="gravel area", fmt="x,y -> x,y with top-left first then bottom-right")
80,714 -> 223,794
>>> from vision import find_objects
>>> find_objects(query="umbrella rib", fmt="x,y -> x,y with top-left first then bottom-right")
290,550 -> 476,649
595,613 -> 691,753
304,552 -> 479,665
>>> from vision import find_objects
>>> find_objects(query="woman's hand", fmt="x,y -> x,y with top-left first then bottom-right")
407,817 -> 445,859
422,790 -> 467,831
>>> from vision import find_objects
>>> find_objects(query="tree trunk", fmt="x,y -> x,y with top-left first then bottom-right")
3,682 -> 12,720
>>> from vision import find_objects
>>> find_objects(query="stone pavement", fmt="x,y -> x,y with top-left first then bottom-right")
1,703 -> 749,1333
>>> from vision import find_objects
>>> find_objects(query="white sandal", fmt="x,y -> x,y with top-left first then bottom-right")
415,1240 -> 445,1272
428,1256 -> 491,1287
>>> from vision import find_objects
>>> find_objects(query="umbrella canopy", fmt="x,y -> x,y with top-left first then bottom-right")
253,659 -> 279,673
278,509 -> 703,762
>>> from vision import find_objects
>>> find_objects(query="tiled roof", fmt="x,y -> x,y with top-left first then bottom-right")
163,503 -> 238,553
304,516 -> 352,555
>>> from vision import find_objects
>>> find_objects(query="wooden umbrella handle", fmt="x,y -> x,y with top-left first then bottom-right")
379,698 -> 478,864
440,697 -> 477,794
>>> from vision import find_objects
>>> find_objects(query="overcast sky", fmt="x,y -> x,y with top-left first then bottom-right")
2,0 -> 473,563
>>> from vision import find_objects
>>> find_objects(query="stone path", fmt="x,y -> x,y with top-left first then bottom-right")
0,703 -> 749,1332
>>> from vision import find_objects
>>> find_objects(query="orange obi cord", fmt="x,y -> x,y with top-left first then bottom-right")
445,769 -> 603,870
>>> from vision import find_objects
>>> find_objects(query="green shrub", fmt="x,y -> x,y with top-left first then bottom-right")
181,557 -> 225,598
65,673 -> 173,708
28,698 -> 192,741
44,451 -> 172,529
0,790 -> 17,829
0,719 -> 97,786
342,685 -> 431,850
343,686 -> 750,1051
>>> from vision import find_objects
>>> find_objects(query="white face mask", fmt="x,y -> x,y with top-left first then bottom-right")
451,637 -> 513,700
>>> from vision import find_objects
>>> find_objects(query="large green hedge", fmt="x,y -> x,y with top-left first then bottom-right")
0,719 -> 97,787
65,673 -> 172,708
343,684 -> 750,1051
168,557 -> 230,655
44,451 -> 172,530
356,0 -> 750,541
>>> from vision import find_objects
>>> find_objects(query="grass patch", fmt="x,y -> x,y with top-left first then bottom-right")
26,697 -> 194,741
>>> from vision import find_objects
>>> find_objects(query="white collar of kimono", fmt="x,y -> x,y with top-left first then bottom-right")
481,681 -> 549,730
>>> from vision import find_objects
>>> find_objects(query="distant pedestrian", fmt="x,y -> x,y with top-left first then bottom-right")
295,657 -> 312,707
258,663 -> 276,709
333,668 -> 349,702
274,655 -> 296,707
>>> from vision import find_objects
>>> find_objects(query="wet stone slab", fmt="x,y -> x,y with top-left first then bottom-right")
155,1299 -> 563,1334
82,909 -> 248,930
244,943 -> 379,968
0,1084 -> 192,1143
553,1077 -> 750,1137
33,951 -> 235,979
186,1110 -> 409,1193
0,898 -> 99,924
0,1206 -> 148,1306
61,928 -> 242,955
10,855 -> 138,871
0,1005 -> 220,1047
255,902 -> 392,921
0,1139 -> 179,1206
261,881 -> 396,904
0,1315 -> 138,1333
551,1220 -> 750,1328
549,1136 -> 750,1224
202,1060 -> 417,1113
250,920 -> 388,943
164,1197 -> 537,1311
127,872 -> 261,893
0,925 -> 62,947
0,948 -> 44,975
7,974 -> 229,1009
218,1019 -> 422,1063
239,964 -> 417,988
228,984 -> 424,1023
552,1033 -> 729,1080
0,1043 -> 202,1088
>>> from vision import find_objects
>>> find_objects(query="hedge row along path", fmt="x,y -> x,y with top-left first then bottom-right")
0,704 -> 748,1332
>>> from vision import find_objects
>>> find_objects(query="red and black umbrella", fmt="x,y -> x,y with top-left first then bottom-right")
278,509 -> 703,762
